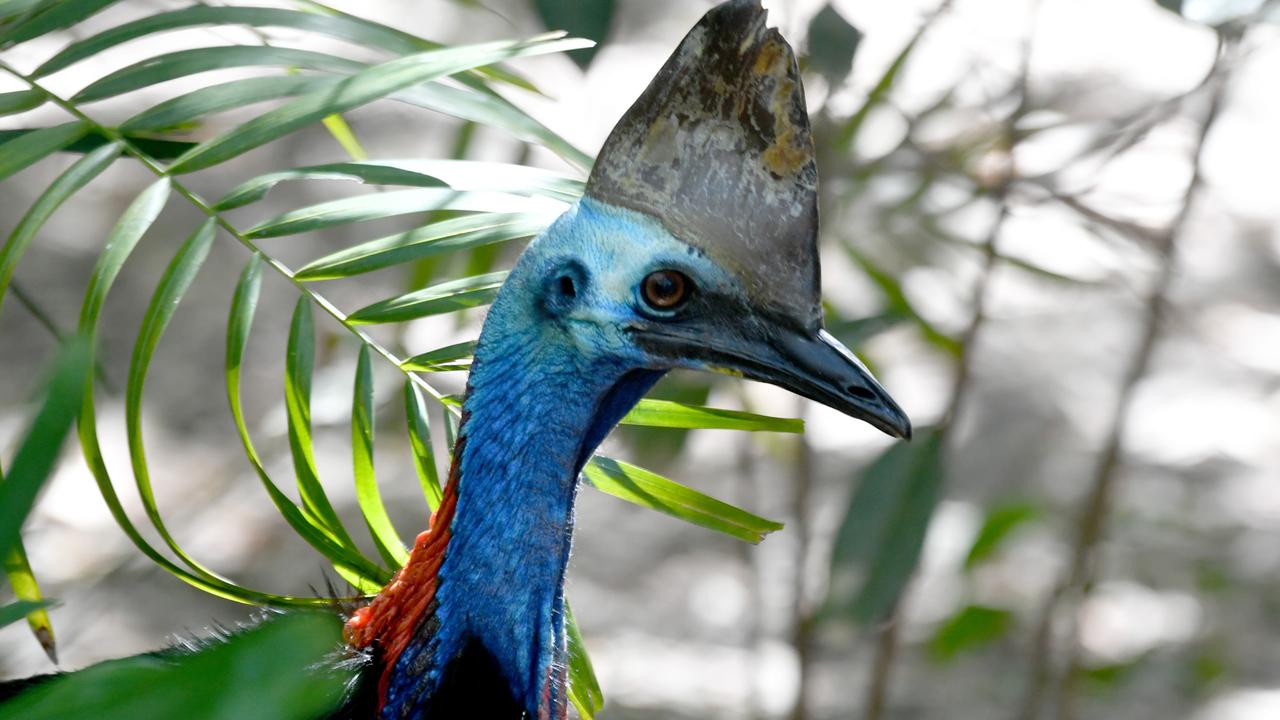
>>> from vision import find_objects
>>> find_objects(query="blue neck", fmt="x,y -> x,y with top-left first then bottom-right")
382,257 -> 662,717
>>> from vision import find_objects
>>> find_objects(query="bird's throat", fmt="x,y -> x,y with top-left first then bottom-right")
346,312 -> 662,718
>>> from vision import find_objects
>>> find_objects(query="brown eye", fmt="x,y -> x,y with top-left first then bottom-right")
641,270 -> 691,310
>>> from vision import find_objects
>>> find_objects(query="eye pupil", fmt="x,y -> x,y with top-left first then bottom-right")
642,270 -> 689,310
558,274 -> 576,299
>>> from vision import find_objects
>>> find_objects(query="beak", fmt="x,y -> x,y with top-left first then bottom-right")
636,316 -> 912,440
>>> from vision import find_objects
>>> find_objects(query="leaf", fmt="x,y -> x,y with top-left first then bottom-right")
0,129 -> 196,161
0,599 -> 54,630
297,213 -> 546,281
225,256 -> 390,588
847,249 -> 961,358
215,161 -> 446,211
242,189 -> 555,239
0,0 -> 119,45
3,542 -> 56,662
827,429 -> 944,624
824,312 -> 906,350
0,141 -> 122,314
167,35 -> 592,174
397,159 -> 584,201
120,75 -> 336,133
0,613 -> 355,720
566,604 -> 604,719
353,346 -> 408,567
0,88 -> 44,116
401,340 -> 477,373
0,0 -> 48,24
620,399 -> 803,433
79,178 -> 171,338
71,46 -> 364,103
533,0 -> 614,68
0,334 -> 78,661
393,82 -> 592,171
404,381 -> 443,511
125,219 -> 218,580
807,4 -> 862,85
583,456 -> 783,544
34,6 -> 428,78
284,298 -> 363,554
320,113 -> 367,161
74,220 -> 339,608
0,121 -> 91,182
250,159 -> 582,203
292,0 -> 540,90
347,271 -> 506,324
0,338 -> 90,560
836,22 -> 922,151
80,184 -> 265,591
928,605 -> 1013,662
963,502 -> 1040,571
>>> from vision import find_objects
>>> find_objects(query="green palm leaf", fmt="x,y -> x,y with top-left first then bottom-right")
348,271 -> 507,324
167,35 -> 591,174
584,457 -> 784,544
0,0 -> 119,45
71,46 -> 363,103
352,345 -> 409,567
297,213 -> 547,281
224,255 -> 390,587
0,121 -> 90,182
0,88 -> 43,116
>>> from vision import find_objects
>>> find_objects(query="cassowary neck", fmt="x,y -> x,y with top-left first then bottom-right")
349,272 -> 661,719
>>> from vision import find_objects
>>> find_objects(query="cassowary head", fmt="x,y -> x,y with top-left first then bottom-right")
502,0 -> 910,439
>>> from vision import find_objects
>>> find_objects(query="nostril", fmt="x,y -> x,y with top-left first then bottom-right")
846,385 -> 877,401
558,275 -> 576,299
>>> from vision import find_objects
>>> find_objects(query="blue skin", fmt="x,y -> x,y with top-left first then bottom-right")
381,198 -> 743,718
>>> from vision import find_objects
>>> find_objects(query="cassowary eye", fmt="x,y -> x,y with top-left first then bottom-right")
641,270 -> 691,310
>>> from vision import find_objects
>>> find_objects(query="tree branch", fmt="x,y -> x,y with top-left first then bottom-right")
1015,30 -> 1237,720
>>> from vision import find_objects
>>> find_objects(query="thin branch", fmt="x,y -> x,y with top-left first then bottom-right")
8,281 -> 114,392
1015,31 -> 1236,720
1050,36 -> 1234,720
862,1 -> 1040,714
787,398 -> 813,720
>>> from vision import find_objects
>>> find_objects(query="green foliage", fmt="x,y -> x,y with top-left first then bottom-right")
0,339 -> 90,662
566,604 -> 605,719
928,605 -> 1014,661
0,599 -> 54,630
584,457 -> 784,544
0,613 -> 355,720
533,0 -> 614,68
964,502 -> 1041,571
826,430 -> 944,623
0,340 -> 90,561
0,121 -> 90,181
3,543 -> 56,660
807,4 -> 862,85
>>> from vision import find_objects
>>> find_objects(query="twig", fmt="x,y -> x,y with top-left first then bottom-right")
862,2 -> 1039,715
1050,35 -> 1235,720
1015,30 -> 1236,720
9,281 -> 114,392
787,399 -> 814,720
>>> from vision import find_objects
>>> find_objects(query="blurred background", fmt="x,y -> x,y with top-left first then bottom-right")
1,0 -> 1279,718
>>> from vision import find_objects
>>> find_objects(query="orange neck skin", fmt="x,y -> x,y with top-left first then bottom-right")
344,462 -> 460,706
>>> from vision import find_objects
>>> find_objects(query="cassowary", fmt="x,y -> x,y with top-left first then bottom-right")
1,1 -> 909,718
